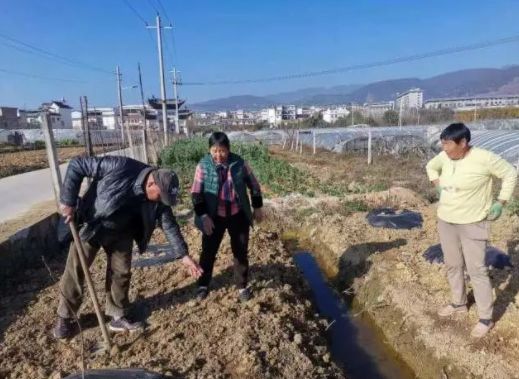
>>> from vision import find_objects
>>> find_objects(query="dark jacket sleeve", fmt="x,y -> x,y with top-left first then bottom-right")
60,156 -> 103,206
60,156 -> 127,207
159,205 -> 188,258
243,161 -> 263,208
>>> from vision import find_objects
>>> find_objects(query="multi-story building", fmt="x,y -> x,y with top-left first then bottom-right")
18,109 -> 41,128
260,107 -> 282,126
72,108 -> 118,130
395,88 -> 423,110
424,95 -> 519,111
322,106 -> 350,123
0,107 -> 20,129
364,101 -> 395,116
282,105 -> 297,120
40,100 -> 73,128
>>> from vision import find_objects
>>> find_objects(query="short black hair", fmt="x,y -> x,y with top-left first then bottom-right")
440,123 -> 471,144
208,131 -> 230,149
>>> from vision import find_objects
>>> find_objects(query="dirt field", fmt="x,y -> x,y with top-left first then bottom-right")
3,146 -> 519,378
0,221 -> 343,378
0,146 -> 111,178
266,148 -> 519,379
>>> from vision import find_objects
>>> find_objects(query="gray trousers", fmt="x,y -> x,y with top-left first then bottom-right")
438,219 -> 493,320
57,231 -> 134,319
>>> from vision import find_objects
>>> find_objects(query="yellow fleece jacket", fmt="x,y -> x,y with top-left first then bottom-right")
426,147 -> 517,224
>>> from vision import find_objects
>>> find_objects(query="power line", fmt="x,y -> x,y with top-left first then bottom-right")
0,67 -> 86,83
146,0 -> 160,15
121,0 -> 148,25
180,34 -> 519,86
0,40 -> 109,74
0,32 -> 114,75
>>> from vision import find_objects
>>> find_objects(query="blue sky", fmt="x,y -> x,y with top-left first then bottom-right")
1,0 -> 519,109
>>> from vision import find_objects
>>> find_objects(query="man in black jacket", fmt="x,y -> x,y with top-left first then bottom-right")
53,155 -> 202,339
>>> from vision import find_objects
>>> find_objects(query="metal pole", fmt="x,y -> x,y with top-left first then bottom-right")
141,129 -> 149,164
116,65 -> 125,145
41,112 -> 62,210
367,129 -> 372,165
172,67 -> 180,134
351,103 -> 354,127
398,98 -> 403,130
138,63 -> 147,132
79,96 -> 88,154
83,96 -> 93,157
313,130 -> 316,155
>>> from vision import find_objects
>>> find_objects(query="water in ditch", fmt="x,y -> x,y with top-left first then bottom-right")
293,251 -> 415,379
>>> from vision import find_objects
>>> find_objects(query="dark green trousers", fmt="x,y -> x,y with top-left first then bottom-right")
57,231 -> 133,319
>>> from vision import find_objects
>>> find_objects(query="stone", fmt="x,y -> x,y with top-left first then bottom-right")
323,352 -> 331,363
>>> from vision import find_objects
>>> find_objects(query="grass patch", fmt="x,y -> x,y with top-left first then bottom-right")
342,199 -> 370,214
507,197 -> 519,216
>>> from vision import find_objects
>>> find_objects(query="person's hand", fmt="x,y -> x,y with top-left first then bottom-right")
181,255 -> 203,278
253,208 -> 264,223
60,203 -> 75,224
201,215 -> 215,236
487,201 -> 504,221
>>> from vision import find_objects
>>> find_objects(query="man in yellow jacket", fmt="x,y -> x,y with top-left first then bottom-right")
426,123 -> 517,338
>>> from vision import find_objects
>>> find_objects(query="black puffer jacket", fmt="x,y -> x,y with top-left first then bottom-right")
60,155 -> 188,258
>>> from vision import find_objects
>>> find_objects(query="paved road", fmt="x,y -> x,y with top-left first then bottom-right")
0,146 -> 144,224
0,163 -> 68,223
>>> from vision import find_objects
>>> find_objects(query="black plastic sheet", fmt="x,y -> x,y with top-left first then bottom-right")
423,244 -> 513,269
65,368 -> 164,379
366,208 -> 423,230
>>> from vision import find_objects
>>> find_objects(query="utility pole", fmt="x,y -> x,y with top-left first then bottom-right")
138,63 -> 147,131
81,96 -> 93,157
138,63 -> 150,164
116,65 -> 125,145
398,98 -> 403,130
172,67 -> 180,134
351,103 -> 354,127
147,15 -> 172,145
41,112 -> 62,210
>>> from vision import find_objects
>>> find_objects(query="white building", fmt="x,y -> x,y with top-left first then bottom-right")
71,107 -> 117,130
322,106 -> 350,123
260,107 -> 282,126
424,95 -> 519,111
395,88 -> 423,110
364,101 -> 394,116
71,111 -> 82,130
40,100 -> 73,129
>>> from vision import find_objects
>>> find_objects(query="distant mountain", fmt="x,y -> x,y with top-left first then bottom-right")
191,95 -> 273,112
342,66 -> 519,103
190,66 -> 519,111
265,84 -> 362,104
